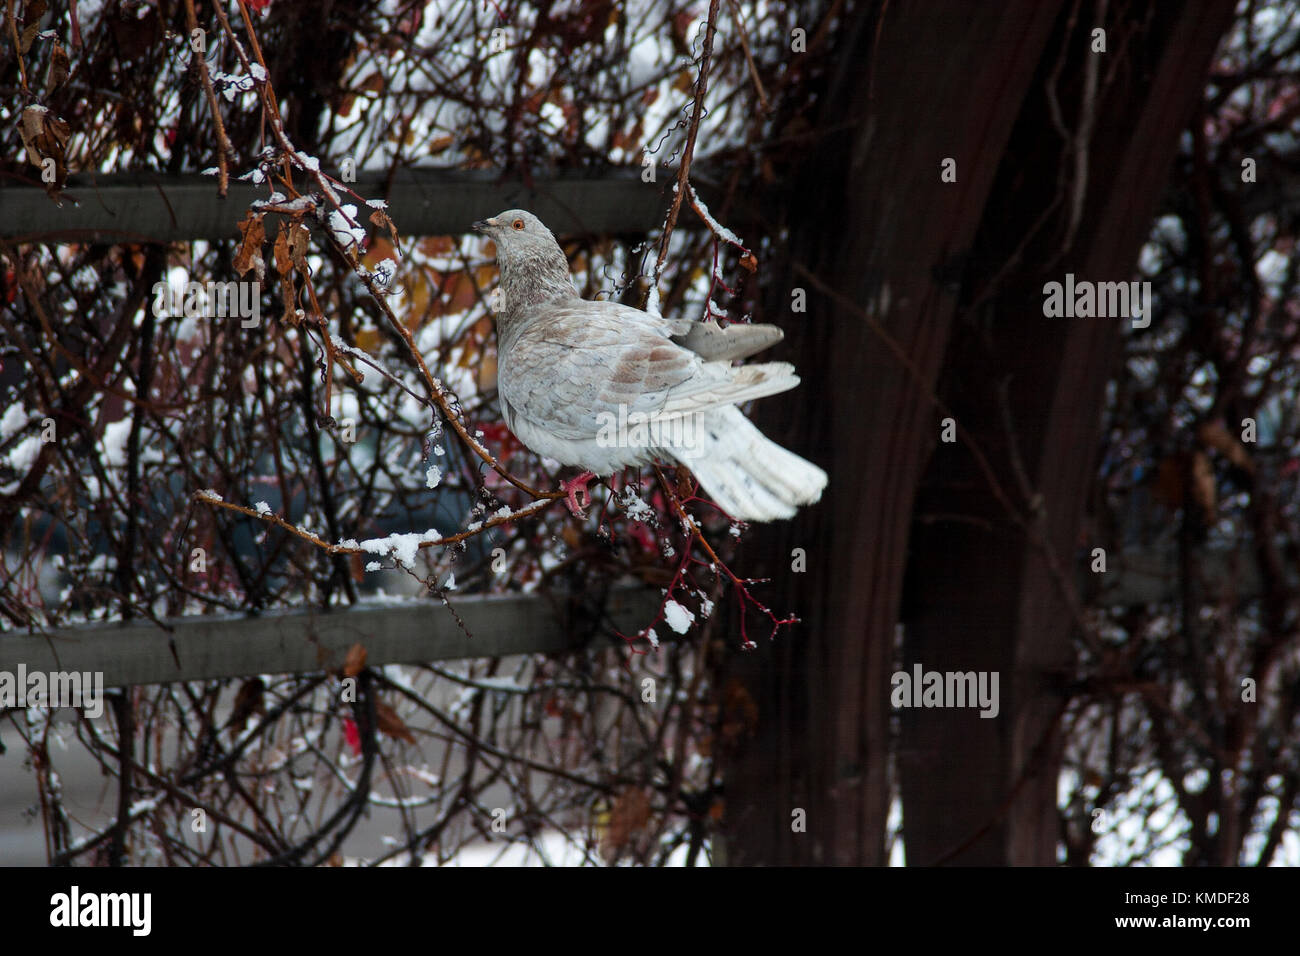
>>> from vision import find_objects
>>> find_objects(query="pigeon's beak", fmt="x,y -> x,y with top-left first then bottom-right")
472,218 -> 496,233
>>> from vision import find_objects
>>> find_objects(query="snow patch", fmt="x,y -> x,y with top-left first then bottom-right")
662,599 -> 694,634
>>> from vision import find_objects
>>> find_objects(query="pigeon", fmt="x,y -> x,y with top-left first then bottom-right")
472,209 -> 827,522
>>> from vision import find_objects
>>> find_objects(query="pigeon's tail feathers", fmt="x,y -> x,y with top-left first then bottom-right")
661,361 -> 800,420
674,406 -> 827,522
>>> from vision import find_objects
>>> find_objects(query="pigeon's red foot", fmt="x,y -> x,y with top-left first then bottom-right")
561,471 -> 597,517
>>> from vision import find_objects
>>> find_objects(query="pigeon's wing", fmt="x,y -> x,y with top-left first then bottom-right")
588,300 -> 786,362
501,301 -> 798,440
501,303 -> 697,439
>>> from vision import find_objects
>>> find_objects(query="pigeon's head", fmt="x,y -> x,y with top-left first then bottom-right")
473,209 -> 560,261
473,210 -> 575,305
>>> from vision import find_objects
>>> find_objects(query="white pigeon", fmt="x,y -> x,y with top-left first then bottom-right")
473,209 -> 827,522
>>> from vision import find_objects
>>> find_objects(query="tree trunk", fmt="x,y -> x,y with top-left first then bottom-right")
900,0 -> 1236,867
720,1 -> 1065,865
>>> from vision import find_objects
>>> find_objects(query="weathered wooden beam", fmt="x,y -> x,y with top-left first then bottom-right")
0,166 -> 737,244
0,541 -> 1283,692
0,588 -> 663,689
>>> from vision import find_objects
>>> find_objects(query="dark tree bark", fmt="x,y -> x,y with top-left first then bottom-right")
720,0 -> 1235,866
720,1 -> 1065,866
902,0 -> 1236,867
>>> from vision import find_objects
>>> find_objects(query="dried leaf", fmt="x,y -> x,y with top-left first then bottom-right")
18,105 -> 71,197
19,0 -> 47,54
375,700 -> 416,744
287,222 -> 311,273
233,211 -> 267,280
343,642 -> 367,678
279,275 -> 297,320
273,224 -> 296,317
369,208 -> 400,253
228,678 -> 265,735
47,42 -> 70,93
273,223 -> 293,277
602,788 -> 652,860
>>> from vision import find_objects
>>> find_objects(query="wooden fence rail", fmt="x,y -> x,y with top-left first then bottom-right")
0,541 -> 1289,689
0,588 -> 663,689
0,166 -> 742,243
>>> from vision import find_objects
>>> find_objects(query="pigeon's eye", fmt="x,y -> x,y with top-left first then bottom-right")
512,218 -> 525,230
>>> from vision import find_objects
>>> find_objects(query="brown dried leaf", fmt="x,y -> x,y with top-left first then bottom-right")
375,700 -> 416,744
19,105 -> 71,196
233,212 -> 267,279
47,42 -> 70,93
273,223 -> 293,277
603,787 -> 652,859
287,222 -> 311,273
342,642 -> 367,678
228,678 -> 265,736
19,0 -> 47,54
279,275 -> 297,321
369,208 -> 401,252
